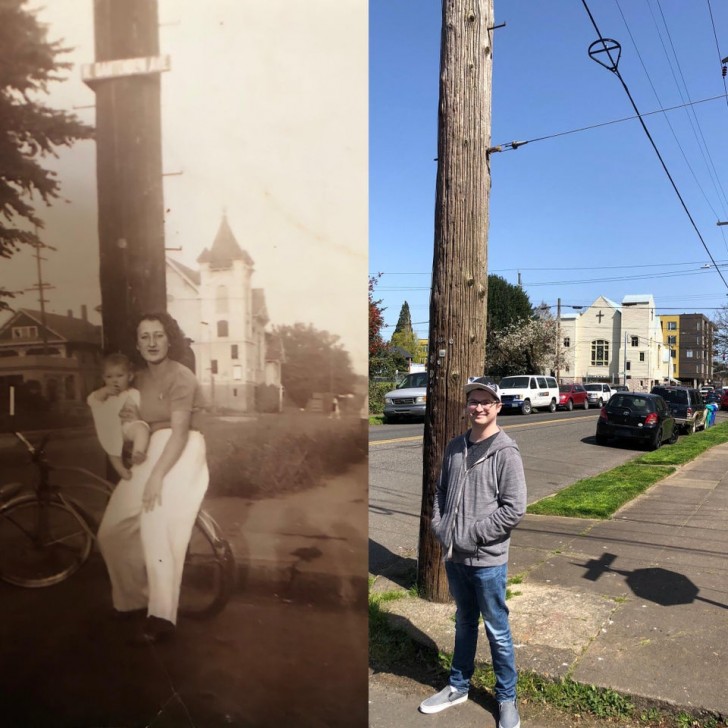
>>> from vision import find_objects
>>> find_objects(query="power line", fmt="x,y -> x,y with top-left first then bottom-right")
706,0 -> 728,113
614,0 -> 728,244
649,0 -> 728,214
580,0 -> 728,291
488,91 -> 728,152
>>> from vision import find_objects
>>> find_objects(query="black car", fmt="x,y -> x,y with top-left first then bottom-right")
649,385 -> 706,435
596,392 -> 677,450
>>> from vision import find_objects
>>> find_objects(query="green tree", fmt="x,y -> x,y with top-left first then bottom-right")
275,323 -> 355,409
0,1 -> 93,310
484,275 -> 535,377
393,300 -> 413,336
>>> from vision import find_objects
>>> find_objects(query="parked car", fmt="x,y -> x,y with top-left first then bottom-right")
498,375 -> 559,415
721,389 -> 728,411
650,385 -> 706,434
699,385 -> 714,397
612,384 -> 630,393
584,383 -> 614,407
704,391 -> 721,406
557,384 -> 589,411
596,392 -> 678,450
383,372 -> 428,423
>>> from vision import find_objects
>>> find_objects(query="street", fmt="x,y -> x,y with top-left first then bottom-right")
369,408 -> 728,575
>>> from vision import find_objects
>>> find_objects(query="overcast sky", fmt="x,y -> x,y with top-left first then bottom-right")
3,1 -> 367,373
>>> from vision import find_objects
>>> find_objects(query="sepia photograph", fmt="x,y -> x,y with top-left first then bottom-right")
0,1 -> 368,726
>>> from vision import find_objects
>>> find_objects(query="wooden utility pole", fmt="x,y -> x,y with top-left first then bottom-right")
417,0 -> 494,602
83,0 -> 168,357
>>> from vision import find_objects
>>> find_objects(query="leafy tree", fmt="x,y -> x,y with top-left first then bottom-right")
390,328 -> 418,358
369,274 -> 386,363
712,305 -> 728,379
275,323 -> 355,408
486,317 -> 557,378
484,275 -> 536,376
0,1 -> 93,310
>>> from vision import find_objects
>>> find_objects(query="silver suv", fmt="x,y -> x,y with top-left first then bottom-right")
383,372 -> 427,423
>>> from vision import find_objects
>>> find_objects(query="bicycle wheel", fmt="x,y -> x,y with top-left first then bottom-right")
0,495 -> 93,587
178,512 -> 236,619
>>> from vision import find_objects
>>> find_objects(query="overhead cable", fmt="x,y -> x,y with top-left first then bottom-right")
580,0 -> 728,291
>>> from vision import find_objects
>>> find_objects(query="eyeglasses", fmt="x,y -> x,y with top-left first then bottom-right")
467,400 -> 498,411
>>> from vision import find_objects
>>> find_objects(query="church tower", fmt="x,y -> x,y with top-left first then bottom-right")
197,216 -> 255,409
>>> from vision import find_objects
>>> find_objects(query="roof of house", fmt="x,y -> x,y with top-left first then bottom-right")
622,294 -> 655,305
197,215 -> 254,268
0,309 -> 101,345
167,257 -> 200,286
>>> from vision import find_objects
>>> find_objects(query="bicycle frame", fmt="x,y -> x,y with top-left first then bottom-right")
2,431 -> 234,615
6,432 -> 115,540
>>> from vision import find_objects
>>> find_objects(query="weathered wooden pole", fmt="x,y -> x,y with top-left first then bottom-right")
83,0 -> 168,357
417,0 -> 494,602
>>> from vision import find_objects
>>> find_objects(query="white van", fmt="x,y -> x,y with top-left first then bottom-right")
498,375 -> 559,415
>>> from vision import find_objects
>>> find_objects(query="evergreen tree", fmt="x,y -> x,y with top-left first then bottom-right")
0,1 -> 93,309
486,275 -> 532,338
393,300 -> 414,336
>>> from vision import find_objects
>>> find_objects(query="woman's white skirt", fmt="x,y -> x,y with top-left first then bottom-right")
98,429 -> 209,624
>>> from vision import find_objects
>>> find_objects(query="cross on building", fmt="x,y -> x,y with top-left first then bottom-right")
596,310 -> 604,323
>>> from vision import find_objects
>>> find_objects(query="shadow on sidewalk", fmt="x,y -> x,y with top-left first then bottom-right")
579,553 -> 728,609
369,539 -> 417,589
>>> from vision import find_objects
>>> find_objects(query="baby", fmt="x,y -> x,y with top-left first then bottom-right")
87,353 -> 150,481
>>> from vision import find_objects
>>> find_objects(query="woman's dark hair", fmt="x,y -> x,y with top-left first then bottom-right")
136,312 -> 188,364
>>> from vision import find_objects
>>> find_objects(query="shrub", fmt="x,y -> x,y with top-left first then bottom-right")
368,380 -> 393,415
205,413 -> 366,498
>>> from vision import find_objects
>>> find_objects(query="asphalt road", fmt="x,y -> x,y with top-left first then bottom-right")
368,408 -> 728,575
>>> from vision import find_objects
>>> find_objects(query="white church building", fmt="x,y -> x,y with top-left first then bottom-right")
558,294 -> 673,390
166,216 -> 282,412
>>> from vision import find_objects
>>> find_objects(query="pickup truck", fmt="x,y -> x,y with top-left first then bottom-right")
584,383 -> 614,407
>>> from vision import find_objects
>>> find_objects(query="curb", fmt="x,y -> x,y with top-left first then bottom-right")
237,559 -> 368,608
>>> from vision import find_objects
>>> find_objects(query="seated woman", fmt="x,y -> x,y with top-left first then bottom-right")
98,312 -> 208,644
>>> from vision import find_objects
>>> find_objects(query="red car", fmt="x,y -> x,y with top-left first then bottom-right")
721,389 -> 728,411
557,384 -> 589,411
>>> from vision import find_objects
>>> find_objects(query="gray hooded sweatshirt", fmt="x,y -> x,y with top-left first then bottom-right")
431,428 -> 527,567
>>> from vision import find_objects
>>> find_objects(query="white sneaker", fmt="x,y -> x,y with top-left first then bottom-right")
418,685 -> 468,714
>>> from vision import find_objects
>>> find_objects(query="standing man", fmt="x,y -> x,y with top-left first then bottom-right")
419,378 -> 526,728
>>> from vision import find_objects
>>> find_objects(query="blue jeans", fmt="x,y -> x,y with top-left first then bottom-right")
445,561 -> 517,702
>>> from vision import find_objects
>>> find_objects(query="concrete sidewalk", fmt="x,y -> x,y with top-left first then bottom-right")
204,460 -> 369,607
371,443 -> 728,722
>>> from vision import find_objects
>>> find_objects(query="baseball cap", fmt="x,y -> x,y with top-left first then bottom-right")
463,377 -> 501,402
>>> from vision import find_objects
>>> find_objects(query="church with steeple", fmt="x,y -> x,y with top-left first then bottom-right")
166,215 -> 282,412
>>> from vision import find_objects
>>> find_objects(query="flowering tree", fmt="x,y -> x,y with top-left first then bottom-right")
487,317 -> 557,377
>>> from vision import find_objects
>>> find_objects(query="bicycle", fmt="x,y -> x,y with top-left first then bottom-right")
0,431 -> 236,618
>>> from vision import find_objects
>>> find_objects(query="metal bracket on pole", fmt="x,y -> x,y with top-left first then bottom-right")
588,38 -> 621,73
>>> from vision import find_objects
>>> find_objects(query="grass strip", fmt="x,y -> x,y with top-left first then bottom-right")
527,463 -> 674,519
527,421 -> 728,519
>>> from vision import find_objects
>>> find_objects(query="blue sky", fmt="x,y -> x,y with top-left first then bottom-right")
370,0 -> 728,341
